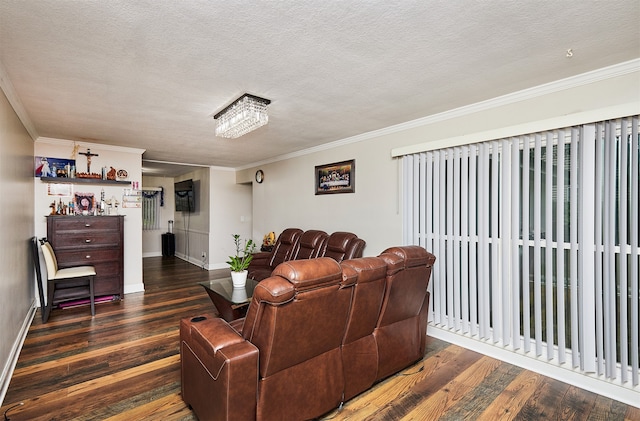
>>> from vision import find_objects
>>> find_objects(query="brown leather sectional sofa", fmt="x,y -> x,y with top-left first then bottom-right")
180,245 -> 436,421
248,228 -> 366,281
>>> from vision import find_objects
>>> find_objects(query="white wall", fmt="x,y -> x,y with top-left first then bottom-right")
141,175 -> 175,257
209,167 -> 252,269
248,150 -> 399,257
243,68 -> 640,257
173,168 -> 209,266
0,88 -> 35,403
34,138 -> 145,294
169,166 -> 252,270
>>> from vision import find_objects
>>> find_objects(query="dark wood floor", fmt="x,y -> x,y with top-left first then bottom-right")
2,257 -> 638,420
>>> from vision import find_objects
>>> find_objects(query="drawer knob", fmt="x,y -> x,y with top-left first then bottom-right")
86,255 -> 91,259
85,239 -> 92,243
85,223 -> 91,227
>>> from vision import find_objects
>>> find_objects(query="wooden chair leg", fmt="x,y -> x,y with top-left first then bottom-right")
44,280 -> 55,323
89,276 -> 95,317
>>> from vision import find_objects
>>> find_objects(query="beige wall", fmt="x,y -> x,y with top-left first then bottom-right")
0,88 -> 35,400
248,148 -> 401,256
246,70 -> 640,256
209,167 -> 252,270
141,175 -> 175,257
170,167 -> 253,269
173,168 -> 209,265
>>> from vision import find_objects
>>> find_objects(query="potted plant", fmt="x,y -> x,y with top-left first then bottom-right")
227,234 -> 256,288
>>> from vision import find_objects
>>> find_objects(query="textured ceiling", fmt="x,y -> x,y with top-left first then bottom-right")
1,1 -> 639,176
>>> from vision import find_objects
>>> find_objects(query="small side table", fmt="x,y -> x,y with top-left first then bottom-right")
199,277 -> 258,322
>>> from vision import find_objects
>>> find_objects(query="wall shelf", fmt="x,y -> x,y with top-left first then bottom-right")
40,177 -> 131,185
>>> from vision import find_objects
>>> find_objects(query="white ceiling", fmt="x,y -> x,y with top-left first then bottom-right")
1,1 -> 639,177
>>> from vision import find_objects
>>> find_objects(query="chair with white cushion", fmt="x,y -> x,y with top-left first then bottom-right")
40,240 -> 96,322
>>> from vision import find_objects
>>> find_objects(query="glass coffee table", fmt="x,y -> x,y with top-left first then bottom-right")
199,277 -> 259,322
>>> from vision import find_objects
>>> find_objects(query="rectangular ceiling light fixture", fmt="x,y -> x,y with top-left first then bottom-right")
213,93 -> 271,138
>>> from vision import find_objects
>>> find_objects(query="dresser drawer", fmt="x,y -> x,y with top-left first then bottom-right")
53,232 -> 121,248
49,216 -> 122,233
94,275 -> 122,296
56,249 -> 120,266
93,261 -> 121,277
47,215 -> 124,299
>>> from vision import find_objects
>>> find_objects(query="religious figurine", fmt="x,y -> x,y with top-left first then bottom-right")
38,157 -> 53,177
79,148 -> 99,174
107,167 -> 117,181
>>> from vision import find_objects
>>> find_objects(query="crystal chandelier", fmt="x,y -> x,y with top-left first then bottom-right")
213,94 -> 271,138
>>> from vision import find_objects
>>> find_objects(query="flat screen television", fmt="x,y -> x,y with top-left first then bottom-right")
174,179 -> 195,212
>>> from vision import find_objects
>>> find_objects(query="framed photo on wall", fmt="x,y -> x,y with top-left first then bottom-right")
315,159 -> 355,195
75,192 -> 95,215
35,156 -> 75,178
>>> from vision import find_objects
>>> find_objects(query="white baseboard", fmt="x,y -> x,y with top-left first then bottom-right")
142,251 -> 163,258
0,300 -> 36,406
208,262 -> 228,270
174,253 -> 217,270
124,282 -> 145,294
427,325 -> 640,409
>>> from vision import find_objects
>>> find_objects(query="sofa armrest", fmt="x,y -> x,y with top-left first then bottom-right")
181,316 -> 259,421
248,251 -> 274,280
250,251 -> 271,266
248,251 -> 273,276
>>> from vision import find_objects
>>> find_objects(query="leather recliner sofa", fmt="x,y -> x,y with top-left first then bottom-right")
248,228 -> 366,281
247,228 -> 303,281
180,245 -> 436,421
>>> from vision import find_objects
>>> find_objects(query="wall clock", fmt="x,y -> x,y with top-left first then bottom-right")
255,169 -> 264,183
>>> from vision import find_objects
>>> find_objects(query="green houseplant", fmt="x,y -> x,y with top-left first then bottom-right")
227,234 -> 256,287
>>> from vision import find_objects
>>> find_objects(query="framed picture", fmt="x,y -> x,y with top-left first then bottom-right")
35,156 -> 75,178
47,183 -> 73,197
75,192 -> 95,215
122,190 -> 141,208
315,159 -> 355,195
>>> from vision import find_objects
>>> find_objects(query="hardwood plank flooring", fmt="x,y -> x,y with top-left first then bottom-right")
2,257 -> 638,420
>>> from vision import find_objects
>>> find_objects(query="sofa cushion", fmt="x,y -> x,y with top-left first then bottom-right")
294,229 -> 328,260
321,231 -> 365,262
374,245 -> 436,380
243,258 -> 349,376
340,257 -> 387,400
248,228 -> 303,281
272,257 -> 343,291
341,257 -> 387,343
269,228 -> 303,267
377,246 -> 435,326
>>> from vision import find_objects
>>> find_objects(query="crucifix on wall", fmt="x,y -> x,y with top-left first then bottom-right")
79,149 -> 99,173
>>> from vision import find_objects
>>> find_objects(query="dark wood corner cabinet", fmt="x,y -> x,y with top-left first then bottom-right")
47,215 -> 124,300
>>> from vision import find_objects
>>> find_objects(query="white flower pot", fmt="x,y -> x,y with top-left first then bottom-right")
231,270 -> 248,288
231,287 -> 248,303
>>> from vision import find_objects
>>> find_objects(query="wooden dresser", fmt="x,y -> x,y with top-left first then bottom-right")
47,215 -> 124,299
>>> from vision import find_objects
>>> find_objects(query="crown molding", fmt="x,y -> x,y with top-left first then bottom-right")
36,137 -> 146,155
143,159 -> 234,172
143,159 -> 211,168
392,102 -> 640,157
0,59 -> 39,140
238,58 -> 640,170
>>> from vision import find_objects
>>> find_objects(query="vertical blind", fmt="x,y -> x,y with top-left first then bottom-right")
402,116 -> 639,390
142,188 -> 162,231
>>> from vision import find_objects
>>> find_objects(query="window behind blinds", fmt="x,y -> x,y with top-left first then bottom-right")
401,116 -> 639,395
142,189 -> 162,231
